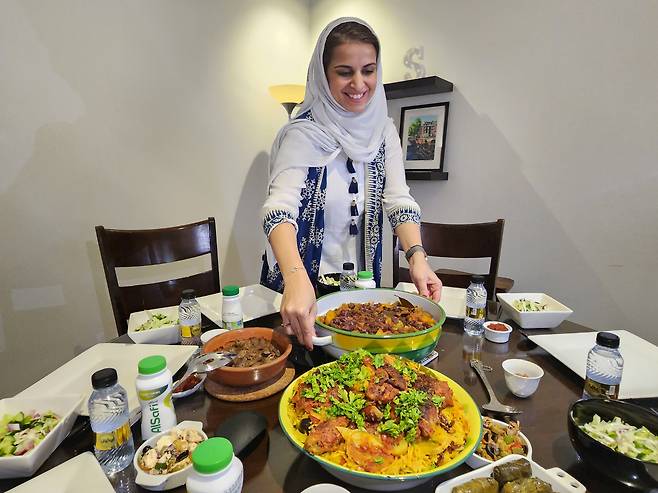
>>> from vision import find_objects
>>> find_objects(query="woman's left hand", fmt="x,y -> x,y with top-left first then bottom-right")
408,252 -> 442,301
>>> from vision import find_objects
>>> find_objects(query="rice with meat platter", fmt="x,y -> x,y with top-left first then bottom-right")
287,350 -> 470,475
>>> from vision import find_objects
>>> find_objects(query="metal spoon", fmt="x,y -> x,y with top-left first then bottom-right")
470,359 -> 522,415
395,295 -> 416,309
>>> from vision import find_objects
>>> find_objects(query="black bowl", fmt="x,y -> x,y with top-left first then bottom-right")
316,273 -> 341,297
568,398 -> 658,490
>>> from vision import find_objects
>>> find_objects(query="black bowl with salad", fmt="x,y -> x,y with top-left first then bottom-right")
316,273 -> 341,297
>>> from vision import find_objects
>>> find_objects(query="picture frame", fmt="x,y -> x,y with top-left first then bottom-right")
399,102 -> 449,174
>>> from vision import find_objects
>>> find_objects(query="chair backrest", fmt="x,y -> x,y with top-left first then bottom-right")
393,219 -> 505,300
95,217 -> 220,336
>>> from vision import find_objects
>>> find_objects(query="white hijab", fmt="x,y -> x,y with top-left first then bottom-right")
268,17 -> 391,185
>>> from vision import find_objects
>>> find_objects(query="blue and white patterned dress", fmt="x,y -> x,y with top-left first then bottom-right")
260,111 -> 421,292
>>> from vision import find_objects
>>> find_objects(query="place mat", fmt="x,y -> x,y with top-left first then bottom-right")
204,364 -> 295,402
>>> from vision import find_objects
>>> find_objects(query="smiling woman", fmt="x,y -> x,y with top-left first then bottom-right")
260,17 -> 443,350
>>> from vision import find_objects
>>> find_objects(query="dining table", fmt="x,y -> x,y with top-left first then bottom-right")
2,311 -> 656,493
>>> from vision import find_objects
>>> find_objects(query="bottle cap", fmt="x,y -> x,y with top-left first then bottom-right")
342,262 -> 355,271
91,368 -> 118,389
471,275 -> 486,283
181,288 -> 196,300
357,270 -> 373,280
596,332 -> 620,349
138,355 -> 167,375
192,437 -> 233,474
222,285 -> 239,297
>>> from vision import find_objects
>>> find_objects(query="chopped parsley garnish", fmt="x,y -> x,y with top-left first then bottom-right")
327,388 -> 366,429
377,389 -> 429,442
432,395 -> 445,408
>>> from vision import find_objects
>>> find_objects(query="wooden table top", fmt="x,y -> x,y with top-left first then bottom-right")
2,315 -> 655,493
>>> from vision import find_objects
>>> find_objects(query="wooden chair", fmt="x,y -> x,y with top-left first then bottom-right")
96,218 -> 220,335
393,219 -> 511,300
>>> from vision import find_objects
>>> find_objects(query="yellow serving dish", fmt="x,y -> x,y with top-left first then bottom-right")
278,357 -> 483,491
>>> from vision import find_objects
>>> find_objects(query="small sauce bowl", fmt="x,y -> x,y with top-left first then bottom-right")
502,359 -> 544,398
483,321 -> 512,343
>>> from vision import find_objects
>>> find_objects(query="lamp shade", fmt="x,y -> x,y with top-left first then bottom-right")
268,84 -> 305,105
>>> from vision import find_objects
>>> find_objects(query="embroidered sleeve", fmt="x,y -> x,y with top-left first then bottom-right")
381,121 -> 423,229
388,205 -> 421,229
263,209 -> 297,237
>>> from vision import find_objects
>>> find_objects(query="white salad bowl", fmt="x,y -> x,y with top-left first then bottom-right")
497,293 -> 573,329
465,418 -> 533,469
133,420 -> 207,491
127,307 -> 180,345
0,394 -> 83,478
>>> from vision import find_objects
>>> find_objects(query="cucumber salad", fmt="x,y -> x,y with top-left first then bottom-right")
580,414 -> 658,463
0,411 -> 60,456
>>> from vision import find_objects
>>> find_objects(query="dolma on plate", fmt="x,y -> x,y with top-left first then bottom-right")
451,477 -> 499,493
491,458 -> 532,484
500,477 -> 555,493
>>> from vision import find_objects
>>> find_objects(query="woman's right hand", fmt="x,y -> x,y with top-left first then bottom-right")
280,271 -> 317,350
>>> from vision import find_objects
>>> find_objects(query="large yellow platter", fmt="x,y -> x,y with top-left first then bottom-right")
278,355 -> 483,491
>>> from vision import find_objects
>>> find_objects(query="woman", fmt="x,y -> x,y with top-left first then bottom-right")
261,17 -> 442,349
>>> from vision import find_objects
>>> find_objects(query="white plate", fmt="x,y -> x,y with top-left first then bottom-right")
7,452 -> 114,493
127,306 -> 180,345
395,282 -> 466,319
0,395 -> 83,479
197,284 -> 282,325
528,330 -> 658,399
436,454 -> 585,493
15,344 -> 196,423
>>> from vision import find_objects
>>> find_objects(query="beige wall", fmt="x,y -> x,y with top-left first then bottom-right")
2,1 -> 657,396
310,1 -> 658,342
0,0 -> 310,395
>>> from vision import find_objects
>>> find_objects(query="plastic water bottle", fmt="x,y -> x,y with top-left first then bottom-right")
583,332 -> 624,399
339,262 -> 356,291
464,275 -> 487,336
179,288 -> 202,345
88,368 -> 135,475
186,437 -> 243,493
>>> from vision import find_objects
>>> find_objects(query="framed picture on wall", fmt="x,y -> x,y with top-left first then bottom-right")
399,102 -> 449,175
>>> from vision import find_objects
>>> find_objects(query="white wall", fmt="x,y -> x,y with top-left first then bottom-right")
0,0 -> 310,395
310,1 -> 658,342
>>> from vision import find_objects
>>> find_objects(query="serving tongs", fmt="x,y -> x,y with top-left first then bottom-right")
470,359 -> 522,415
178,350 -> 236,382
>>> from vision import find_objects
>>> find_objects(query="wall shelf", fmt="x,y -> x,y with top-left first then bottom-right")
384,76 -> 453,100
405,170 -> 449,181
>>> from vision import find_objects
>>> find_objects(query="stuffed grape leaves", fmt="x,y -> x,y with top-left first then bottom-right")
451,477 -> 499,493
491,458 -> 532,485
500,477 -> 554,493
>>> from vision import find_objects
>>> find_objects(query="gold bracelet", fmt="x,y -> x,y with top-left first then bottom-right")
286,266 -> 304,275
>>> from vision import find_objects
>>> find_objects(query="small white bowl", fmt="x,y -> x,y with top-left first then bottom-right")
172,374 -> 206,399
199,328 -> 228,345
134,420 -> 207,491
502,359 -> 544,398
483,321 -> 512,343
497,293 -> 573,329
0,394 -> 83,478
465,417 -> 532,468
127,307 -> 180,345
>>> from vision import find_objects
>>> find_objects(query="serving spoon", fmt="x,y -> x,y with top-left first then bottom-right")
471,359 -> 522,415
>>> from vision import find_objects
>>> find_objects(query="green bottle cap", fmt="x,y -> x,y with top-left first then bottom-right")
192,437 -> 233,474
357,271 -> 373,280
138,355 -> 166,375
222,285 -> 239,297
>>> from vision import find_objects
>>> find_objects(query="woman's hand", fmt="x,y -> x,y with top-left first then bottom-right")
409,252 -> 442,302
280,270 -> 317,350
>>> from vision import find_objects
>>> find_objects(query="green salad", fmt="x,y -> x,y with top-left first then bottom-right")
136,313 -> 178,332
0,411 -> 60,456
513,299 -> 548,312
580,414 -> 658,463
